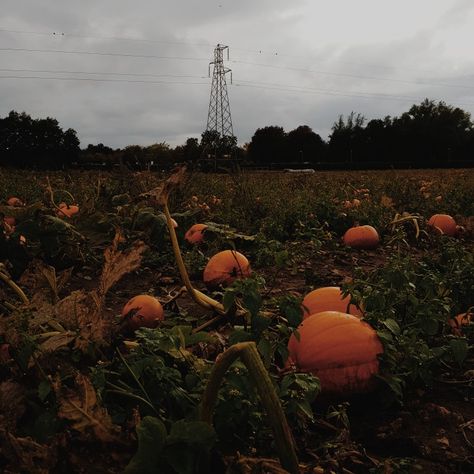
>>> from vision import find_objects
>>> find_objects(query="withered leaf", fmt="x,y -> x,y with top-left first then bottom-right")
39,331 -> 76,353
99,232 -> 146,296
55,373 -> 120,442
0,429 -> 56,474
0,381 -> 26,431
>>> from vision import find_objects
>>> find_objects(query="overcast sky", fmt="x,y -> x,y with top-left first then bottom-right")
1,0 -> 474,148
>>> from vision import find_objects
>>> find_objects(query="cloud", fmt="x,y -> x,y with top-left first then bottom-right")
1,0 -> 473,148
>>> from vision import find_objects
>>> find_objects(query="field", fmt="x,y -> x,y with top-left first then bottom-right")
1,167 -> 473,473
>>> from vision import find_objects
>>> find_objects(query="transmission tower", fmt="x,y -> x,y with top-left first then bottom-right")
206,44 -> 233,138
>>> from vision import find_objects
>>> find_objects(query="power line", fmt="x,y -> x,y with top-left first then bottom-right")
0,27 -> 214,48
233,81 -> 474,107
0,47 -> 209,62
0,67 -> 207,79
230,59 -> 474,92
2,72 -> 473,108
0,75 -> 209,86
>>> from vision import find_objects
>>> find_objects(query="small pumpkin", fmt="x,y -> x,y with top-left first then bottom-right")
121,294 -> 164,331
203,250 -> 251,288
448,312 -> 473,336
428,214 -> 457,237
302,287 -> 363,319
185,223 -> 208,244
287,311 -> 383,395
7,197 -> 24,207
343,225 -> 380,250
4,216 -> 15,227
57,202 -> 80,218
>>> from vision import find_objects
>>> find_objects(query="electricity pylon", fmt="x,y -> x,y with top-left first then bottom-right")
206,44 -> 233,138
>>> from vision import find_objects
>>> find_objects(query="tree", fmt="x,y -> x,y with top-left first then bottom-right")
286,125 -> 326,163
200,130 -> 237,158
247,126 -> 287,164
392,99 -> 473,166
0,111 -> 80,169
328,112 -> 365,163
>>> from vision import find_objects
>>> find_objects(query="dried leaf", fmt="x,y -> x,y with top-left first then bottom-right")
99,231 -> 146,296
0,381 -> 26,431
141,166 -> 187,205
55,373 -> 120,442
39,331 -> 76,353
0,429 -> 56,474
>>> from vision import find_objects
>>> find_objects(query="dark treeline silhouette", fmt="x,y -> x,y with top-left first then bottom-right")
1,99 -> 473,170
0,111 -> 80,169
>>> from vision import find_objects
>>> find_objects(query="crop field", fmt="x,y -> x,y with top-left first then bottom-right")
0,167 -> 473,473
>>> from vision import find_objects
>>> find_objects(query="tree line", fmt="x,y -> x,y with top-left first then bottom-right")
1,99 -> 473,170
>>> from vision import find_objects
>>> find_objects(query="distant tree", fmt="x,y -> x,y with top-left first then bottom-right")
328,112 -> 365,163
286,125 -> 326,163
85,143 -> 115,155
247,126 -> 287,164
200,130 -> 238,161
0,110 -> 80,169
392,99 -> 473,166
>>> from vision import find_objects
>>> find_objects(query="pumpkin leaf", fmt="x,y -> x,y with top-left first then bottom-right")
449,339 -> 468,367
124,416 -> 167,474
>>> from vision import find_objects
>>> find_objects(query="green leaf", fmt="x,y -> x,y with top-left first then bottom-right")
449,339 -> 468,367
382,318 -> 401,335
222,289 -> 236,313
124,417 -> 167,474
164,420 -> 216,474
419,318 -> 439,336
38,380 -> 51,401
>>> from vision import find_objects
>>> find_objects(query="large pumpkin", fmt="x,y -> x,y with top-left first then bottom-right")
428,214 -> 457,237
287,311 -> 383,395
203,250 -> 251,288
302,287 -> 363,319
121,295 -> 164,331
343,225 -> 380,250
185,223 -> 208,244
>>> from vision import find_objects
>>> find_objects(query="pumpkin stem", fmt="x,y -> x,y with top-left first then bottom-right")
162,200 -> 227,314
199,342 -> 299,474
0,269 -> 29,305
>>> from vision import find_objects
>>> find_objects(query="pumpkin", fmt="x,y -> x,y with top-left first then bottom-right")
57,203 -> 80,218
203,250 -> 251,288
302,287 -> 363,319
7,197 -> 24,207
448,312 -> 472,336
428,214 -> 457,237
121,294 -> 164,331
4,216 -> 15,228
343,225 -> 380,250
185,223 -> 208,244
287,311 -> 383,395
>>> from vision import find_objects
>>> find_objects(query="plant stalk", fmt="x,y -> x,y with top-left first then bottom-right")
199,342 -> 299,474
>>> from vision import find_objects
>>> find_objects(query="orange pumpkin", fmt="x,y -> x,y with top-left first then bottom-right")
121,295 -> 164,331
57,203 -> 80,218
302,287 -> 363,319
428,214 -> 457,237
448,312 -> 472,336
7,197 -> 24,207
203,250 -> 251,288
287,311 -> 383,395
343,225 -> 380,250
185,223 -> 208,244
4,216 -> 15,227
